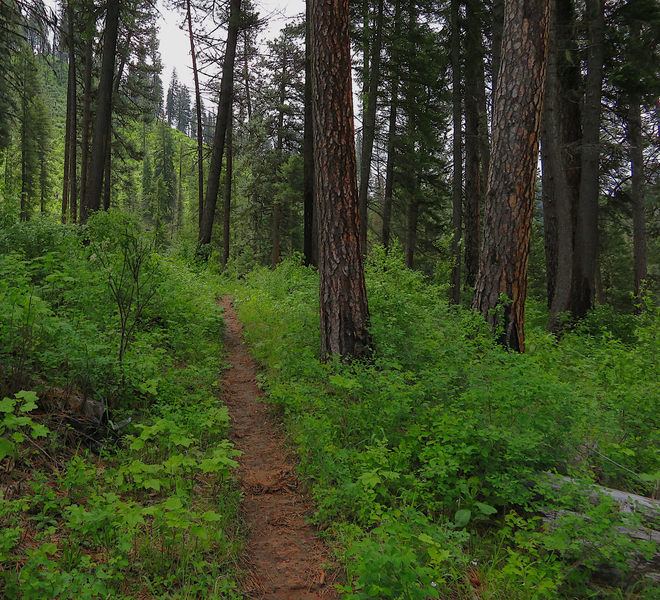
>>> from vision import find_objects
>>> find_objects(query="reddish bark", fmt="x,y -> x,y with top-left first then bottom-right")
311,0 -> 371,361
472,0 -> 550,352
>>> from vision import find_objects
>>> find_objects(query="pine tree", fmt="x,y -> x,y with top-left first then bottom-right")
311,0 -> 371,361
472,0 -> 550,352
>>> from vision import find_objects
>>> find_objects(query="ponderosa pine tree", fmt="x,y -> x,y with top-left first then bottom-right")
311,0 -> 371,361
472,0 -> 550,352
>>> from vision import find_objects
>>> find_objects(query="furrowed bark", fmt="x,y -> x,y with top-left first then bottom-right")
472,0 -> 550,352
311,0 -> 371,361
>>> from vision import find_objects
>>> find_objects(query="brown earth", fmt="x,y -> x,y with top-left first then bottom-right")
220,296 -> 340,600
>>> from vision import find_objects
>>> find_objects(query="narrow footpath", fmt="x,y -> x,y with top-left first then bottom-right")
220,296 -> 339,600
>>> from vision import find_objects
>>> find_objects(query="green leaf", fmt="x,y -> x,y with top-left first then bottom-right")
418,533 -> 437,546
475,501 -> 497,515
0,397 -> 16,413
190,525 -> 209,540
129,437 -> 145,452
163,496 -> 183,511
30,423 -> 49,438
143,478 -> 162,491
201,510 -> 223,522
359,471 -> 382,488
0,438 -> 15,461
454,509 -> 471,528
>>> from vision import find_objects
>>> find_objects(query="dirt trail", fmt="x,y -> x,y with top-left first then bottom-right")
220,296 -> 339,600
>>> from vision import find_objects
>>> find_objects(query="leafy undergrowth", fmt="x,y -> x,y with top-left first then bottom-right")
0,215 -> 242,599
229,249 -> 659,600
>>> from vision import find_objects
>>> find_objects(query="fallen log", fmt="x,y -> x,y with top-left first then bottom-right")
535,473 -> 660,585
539,472 -> 660,528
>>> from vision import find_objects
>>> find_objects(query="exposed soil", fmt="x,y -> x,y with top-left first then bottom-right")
220,296 -> 339,600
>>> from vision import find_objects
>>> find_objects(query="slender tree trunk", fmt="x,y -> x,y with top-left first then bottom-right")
39,153 -> 46,213
541,137 -> 558,307
84,0 -> 120,217
358,0 -> 384,253
491,0 -> 504,116
186,0 -> 204,232
273,48 -> 287,267
223,104 -> 233,268
103,135 -> 111,210
198,0 -> 241,246
67,0 -> 77,223
543,35 -> 573,330
628,101 -> 647,307
405,178 -> 419,269
62,21 -> 74,224
381,0 -> 401,252
570,0 -> 604,319
20,68 -> 29,222
449,0 -> 463,303
243,31 -> 252,121
543,0 -> 582,331
303,0 -> 316,266
177,141 -> 183,231
311,0 -> 371,361
464,0 -> 485,289
472,0 -> 550,353
79,32 -> 92,223
381,79 -> 398,252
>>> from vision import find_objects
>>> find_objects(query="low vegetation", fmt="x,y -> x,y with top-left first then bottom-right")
0,215 -> 242,599
230,250 -> 659,600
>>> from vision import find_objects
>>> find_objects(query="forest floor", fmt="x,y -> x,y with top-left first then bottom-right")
220,296 -> 339,600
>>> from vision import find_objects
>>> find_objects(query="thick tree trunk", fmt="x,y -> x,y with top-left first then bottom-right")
186,0 -> 204,232
570,0 -> 604,319
449,0 -> 462,303
464,0 -> 485,289
311,0 -> 371,361
472,0 -> 550,353
628,102 -> 647,307
358,0 -> 384,253
303,1 -> 316,266
223,104 -> 232,268
84,0 -> 120,217
198,0 -> 240,246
